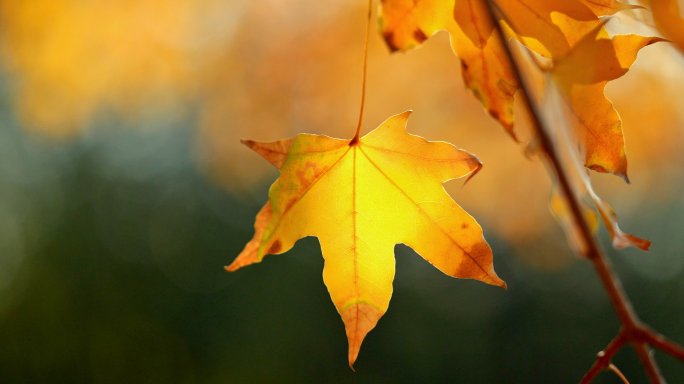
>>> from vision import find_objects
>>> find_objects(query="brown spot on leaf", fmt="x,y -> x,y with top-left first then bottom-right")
588,164 -> 608,173
383,31 -> 399,52
413,28 -> 427,43
295,160 -> 324,190
461,223 -> 469,229
488,109 -> 500,121
461,61 -> 469,71
268,240 -> 282,254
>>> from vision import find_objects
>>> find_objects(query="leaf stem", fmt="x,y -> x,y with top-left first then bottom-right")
483,1 -> 684,383
351,0 -> 373,145
608,364 -> 630,384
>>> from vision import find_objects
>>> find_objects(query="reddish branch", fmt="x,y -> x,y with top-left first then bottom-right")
581,331 -> 628,383
483,1 -> 684,383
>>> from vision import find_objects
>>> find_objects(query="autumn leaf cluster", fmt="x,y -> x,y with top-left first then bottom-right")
228,0 -> 674,368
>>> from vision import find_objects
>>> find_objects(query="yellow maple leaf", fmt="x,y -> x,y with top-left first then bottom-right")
227,111 -> 506,368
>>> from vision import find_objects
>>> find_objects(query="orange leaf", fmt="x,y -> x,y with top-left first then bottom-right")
539,72 -> 651,252
377,0 -> 634,139
379,0 -> 520,138
590,190 -> 651,251
496,0 -> 608,59
228,111 -> 505,368
650,0 -> 684,53
551,26 -> 666,180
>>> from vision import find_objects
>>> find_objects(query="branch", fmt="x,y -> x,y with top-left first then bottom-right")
482,1 -> 684,383
580,330 -> 627,384
633,342 -> 663,384
644,328 -> 684,363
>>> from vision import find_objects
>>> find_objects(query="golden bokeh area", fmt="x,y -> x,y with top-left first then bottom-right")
1,0 -> 683,272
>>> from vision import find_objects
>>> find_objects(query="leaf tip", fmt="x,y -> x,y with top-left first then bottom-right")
504,125 -> 522,143
393,110 -> 413,129
594,197 -> 651,252
488,270 -> 508,290
224,262 -> 242,272
240,138 -> 262,154
588,163 -> 630,184
462,158 -> 483,187
623,235 -> 651,251
499,280 -> 508,291
641,241 -> 652,252
650,37 -> 671,45
613,167 -> 631,184
341,302 -> 384,371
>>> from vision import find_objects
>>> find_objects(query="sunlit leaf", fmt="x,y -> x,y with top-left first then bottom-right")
551,25 -> 666,180
496,0 -> 609,59
377,0 -> 627,141
650,0 -> 684,53
379,0 -> 520,138
227,111 -> 505,368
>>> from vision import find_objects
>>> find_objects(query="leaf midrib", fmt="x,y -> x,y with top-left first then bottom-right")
359,145 -> 494,281
262,139 -> 494,282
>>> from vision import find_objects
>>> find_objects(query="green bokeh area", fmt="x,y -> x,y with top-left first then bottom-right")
0,83 -> 683,384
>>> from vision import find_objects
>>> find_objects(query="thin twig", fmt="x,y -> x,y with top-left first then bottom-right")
633,342 -> 664,384
644,329 -> 684,363
580,331 -> 628,384
482,1 -> 684,383
608,364 -> 630,384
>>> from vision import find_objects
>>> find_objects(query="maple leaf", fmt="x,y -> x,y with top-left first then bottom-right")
227,111 -> 506,368
522,35 -> 652,251
539,26 -> 662,250
379,0 -> 659,182
379,0 -> 520,139
550,25 -> 666,180
495,0 -> 608,59
378,0 -> 612,138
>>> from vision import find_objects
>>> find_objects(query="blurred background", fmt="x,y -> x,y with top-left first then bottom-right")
0,1 -> 683,383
